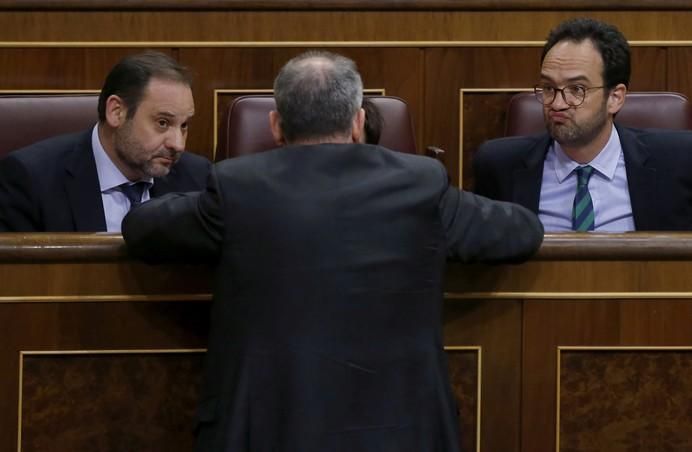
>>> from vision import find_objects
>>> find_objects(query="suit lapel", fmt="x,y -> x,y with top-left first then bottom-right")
64,132 -> 107,231
512,134 -> 551,214
618,125 -> 656,230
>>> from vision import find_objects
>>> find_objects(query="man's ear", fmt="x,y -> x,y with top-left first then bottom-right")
607,83 -> 627,116
269,110 -> 285,146
105,95 -> 127,128
351,107 -> 365,143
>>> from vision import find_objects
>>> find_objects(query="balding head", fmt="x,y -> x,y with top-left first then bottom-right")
271,51 -> 364,144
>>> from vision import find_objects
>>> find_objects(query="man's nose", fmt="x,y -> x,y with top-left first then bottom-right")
550,90 -> 570,110
166,128 -> 186,151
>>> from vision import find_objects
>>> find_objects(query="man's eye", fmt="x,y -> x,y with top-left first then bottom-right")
157,119 -> 169,128
181,122 -> 188,131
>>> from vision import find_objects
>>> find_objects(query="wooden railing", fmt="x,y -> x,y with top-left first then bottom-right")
2,233 -> 692,452
1,0 -> 692,10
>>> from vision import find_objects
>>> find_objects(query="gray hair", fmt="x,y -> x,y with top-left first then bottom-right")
273,51 -> 363,143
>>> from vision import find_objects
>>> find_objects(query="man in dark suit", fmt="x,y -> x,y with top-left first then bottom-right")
0,51 -> 210,232
474,18 -> 692,231
123,50 -> 543,452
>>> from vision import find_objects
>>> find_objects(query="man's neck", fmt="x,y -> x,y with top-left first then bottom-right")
288,133 -> 353,146
97,123 -> 142,182
560,121 -> 614,164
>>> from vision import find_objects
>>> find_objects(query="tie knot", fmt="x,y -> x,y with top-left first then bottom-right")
575,165 -> 594,187
120,182 -> 149,207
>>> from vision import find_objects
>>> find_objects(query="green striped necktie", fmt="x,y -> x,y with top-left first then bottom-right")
572,165 -> 595,232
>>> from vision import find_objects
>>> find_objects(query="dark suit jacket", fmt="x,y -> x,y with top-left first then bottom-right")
473,124 -> 692,230
0,129 -> 211,231
123,143 -> 544,452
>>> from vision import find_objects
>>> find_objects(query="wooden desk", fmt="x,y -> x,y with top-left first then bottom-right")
1,233 -> 691,452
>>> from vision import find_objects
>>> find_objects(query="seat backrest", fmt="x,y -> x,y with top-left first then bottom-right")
505,91 -> 692,136
0,93 -> 99,158
216,95 -> 417,161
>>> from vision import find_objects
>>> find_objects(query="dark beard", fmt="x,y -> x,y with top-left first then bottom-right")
113,123 -> 174,179
546,103 -> 609,148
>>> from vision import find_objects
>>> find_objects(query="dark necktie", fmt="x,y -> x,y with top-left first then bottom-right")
120,182 -> 149,209
572,166 -> 595,232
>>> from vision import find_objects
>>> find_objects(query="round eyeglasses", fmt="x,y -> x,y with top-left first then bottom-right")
534,84 -> 605,107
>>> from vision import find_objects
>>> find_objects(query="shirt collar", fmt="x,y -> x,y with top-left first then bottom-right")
552,124 -> 622,183
91,124 -> 153,193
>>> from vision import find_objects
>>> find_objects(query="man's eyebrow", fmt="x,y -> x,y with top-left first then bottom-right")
155,111 -> 195,119
539,74 -> 592,84
564,76 -> 591,84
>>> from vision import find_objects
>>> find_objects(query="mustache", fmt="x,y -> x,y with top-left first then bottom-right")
152,149 -> 182,160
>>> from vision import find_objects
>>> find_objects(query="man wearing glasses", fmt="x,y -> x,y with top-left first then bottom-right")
474,17 -> 692,231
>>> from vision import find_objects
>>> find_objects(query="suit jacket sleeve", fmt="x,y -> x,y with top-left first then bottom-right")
122,167 -> 225,263
439,165 -> 543,264
0,155 -> 41,232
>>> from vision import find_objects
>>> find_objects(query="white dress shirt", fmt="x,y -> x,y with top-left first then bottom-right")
91,124 -> 153,232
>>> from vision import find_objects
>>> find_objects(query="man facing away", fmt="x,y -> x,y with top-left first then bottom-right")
123,50 -> 543,452
0,51 -> 210,232
474,17 -> 692,231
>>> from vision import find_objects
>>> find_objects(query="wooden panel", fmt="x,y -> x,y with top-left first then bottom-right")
4,0 -> 692,11
460,90 -> 532,190
667,47 -> 692,100
444,300 -> 522,452
629,46 -> 667,90
446,260 -> 692,294
522,301 -> 692,452
21,352 -> 203,452
559,350 -> 692,452
5,12 -> 692,42
0,301 -> 209,452
180,48 -> 279,161
424,47 -> 541,185
446,349 -> 480,452
0,48 -> 171,90
0,261 -> 211,298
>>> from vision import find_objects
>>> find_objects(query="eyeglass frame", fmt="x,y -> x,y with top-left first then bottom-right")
533,84 -> 607,107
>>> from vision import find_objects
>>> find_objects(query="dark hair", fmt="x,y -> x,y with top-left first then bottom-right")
97,51 -> 192,122
541,18 -> 630,88
362,97 -> 384,145
273,50 -> 363,143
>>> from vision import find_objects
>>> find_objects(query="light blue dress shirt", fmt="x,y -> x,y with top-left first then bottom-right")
538,125 -> 635,232
91,125 -> 153,232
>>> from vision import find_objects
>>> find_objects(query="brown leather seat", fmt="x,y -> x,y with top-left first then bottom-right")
505,91 -> 692,136
0,94 -> 98,158
216,95 -> 417,161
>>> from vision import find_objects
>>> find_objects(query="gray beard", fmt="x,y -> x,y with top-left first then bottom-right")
113,131 -> 172,179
